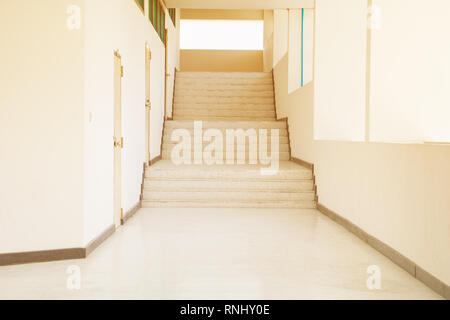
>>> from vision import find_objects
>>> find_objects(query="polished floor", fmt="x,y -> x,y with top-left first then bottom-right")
0,208 -> 441,299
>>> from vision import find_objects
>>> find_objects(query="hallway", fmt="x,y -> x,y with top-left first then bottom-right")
1,0 -> 449,303
0,208 -> 440,300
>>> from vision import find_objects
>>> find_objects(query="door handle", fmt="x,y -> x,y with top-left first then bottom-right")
113,137 -> 124,149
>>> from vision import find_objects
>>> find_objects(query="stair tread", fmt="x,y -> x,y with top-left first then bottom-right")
175,85 -> 274,91
143,193 -> 314,201
175,98 -> 274,103
174,115 -> 275,121
146,160 -> 311,173
165,120 -> 286,126
174,110 -> 275,114
176,72 -> 272,78
174,105 -> 275,110
144,187 -> 313,193
145,177 -> 312,182
145,190 -> 314,194
142,200 -> 316,209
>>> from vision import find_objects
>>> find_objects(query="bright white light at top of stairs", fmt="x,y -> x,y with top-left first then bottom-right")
180,20 -> 264,50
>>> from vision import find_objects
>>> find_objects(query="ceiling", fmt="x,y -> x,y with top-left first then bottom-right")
165,0 -> 315,10
181,9 -> 264,20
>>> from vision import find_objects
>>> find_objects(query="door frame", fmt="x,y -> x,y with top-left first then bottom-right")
145,43 -> 152,164
113,50 -> 123,228
164,28 -> 169,120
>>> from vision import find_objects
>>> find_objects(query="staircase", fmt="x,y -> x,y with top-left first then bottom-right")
173,72 -> 276,121
142,72 -> 317,209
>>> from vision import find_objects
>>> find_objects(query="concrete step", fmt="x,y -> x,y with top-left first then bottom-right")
144,179 -> 314,192
142,190 -> 315,201
162,142 -> 290,153
161,150 -> 291,161
175,89 -> 274,98
163,134 -> 289,144
173,109 -> 275,118
173,116 -> 275,121
173,103 -> 275,111
174,96 -> 274,105
176,72 -> 273,79
141,199 -> 316,209
164,128 -> 287,137
164,120 -> 287,130
174,108 -> 275,115
176,78 -> 273,86
145,161 -> 312,180
175,83 -> 274,91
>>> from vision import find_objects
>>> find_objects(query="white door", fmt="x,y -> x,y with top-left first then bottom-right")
113,50 -> 123,228
145,44 -> 152,164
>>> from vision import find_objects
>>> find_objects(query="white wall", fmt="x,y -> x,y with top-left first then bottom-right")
274,0 -> 450,285
83,0 -> 178,244
285,8 -> 314,93
302,9 -> 314,86
288,9 -> 302,94
0,0 -> 85,252
275,43 -> 450,289
369,0 -> 450,143
314,0 -> 367,141
263,10 -> 274,72
0,0 -> 179,252
273,9 -> 288,68
166,8 -> 180,119
290,87 -> 450,285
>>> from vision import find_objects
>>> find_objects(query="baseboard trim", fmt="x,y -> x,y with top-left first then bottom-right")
121,202 -> 141,225
272,70 -> 278,120
149,155 -> 162,166
278,117 -> 292,159
291,156 -> 318,202
317,202 -> 450,299
0,248 -> 85,266
291,156 -> 314,170
0,224 -> 115,266
85,224 -> 115,257
140,162 -> 145,201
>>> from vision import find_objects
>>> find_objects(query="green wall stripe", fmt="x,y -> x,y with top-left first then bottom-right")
301,8 -> 304,87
